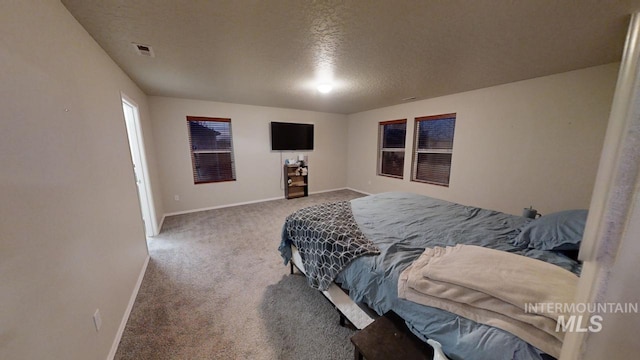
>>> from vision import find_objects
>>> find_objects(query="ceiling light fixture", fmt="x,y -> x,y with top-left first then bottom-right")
317,82 -> 333,93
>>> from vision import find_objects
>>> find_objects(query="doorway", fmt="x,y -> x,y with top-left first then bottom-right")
122,94 -> 157,236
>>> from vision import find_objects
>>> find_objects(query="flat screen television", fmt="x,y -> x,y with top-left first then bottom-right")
270,122 -> 314,150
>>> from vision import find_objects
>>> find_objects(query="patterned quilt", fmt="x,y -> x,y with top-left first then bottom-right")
279,201 -> 380,291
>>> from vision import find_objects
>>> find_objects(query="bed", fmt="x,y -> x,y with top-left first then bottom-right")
278,192 -> 585,360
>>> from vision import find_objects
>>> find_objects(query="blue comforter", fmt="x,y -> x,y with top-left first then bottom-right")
333,192 -> 580,360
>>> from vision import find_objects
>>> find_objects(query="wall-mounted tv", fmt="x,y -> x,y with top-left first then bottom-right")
270,122 -> 314,150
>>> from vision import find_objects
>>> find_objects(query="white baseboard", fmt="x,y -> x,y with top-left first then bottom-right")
107,255 -> 150,360
345,187 -> 371,195
308,187 -> 347,195
162,188 -> 363,218
164,195 -> 285,217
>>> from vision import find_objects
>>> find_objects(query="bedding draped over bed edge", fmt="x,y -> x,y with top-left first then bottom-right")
278,201 -> 380,291
398,244 -> 579,358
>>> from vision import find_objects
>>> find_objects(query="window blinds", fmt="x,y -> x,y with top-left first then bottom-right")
378,119 -> 407,178
186,116 -> 236,184
412,114 -> 456,186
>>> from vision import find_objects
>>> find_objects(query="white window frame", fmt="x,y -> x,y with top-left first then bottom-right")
411,113 -> 456,186
377,119 -> 407,179
186,116 -> 236,184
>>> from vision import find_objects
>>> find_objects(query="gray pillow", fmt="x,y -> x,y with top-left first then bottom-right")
512,209 -> 588,251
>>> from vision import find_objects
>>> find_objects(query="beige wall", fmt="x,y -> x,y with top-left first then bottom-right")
0,1 -> 154,359
0,2 -> 624,359
149,97 -> 349,215
346,64 -> 619,215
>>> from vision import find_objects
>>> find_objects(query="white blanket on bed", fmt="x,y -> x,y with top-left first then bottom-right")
398,244 -> 578,358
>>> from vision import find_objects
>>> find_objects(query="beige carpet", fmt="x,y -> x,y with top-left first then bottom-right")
114,190 -> 366,360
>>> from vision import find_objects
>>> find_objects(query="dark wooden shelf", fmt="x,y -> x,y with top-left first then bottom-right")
284,164 -> 308,199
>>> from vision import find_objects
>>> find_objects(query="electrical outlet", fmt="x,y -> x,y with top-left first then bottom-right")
174,195 -> 180,201
93,309 -> 102,332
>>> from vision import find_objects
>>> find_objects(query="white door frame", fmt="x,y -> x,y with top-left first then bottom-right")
121,93 -> 158,236
560,12 -> 640,359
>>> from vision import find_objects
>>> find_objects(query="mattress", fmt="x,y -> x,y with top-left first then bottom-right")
328,192 -> 581,360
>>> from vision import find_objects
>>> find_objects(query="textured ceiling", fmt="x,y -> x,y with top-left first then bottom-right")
61,0 -> 640,114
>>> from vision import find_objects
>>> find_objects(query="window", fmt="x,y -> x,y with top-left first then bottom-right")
411,113 -> 456,186
378,119 -> 407,178
186,116 -> 236,184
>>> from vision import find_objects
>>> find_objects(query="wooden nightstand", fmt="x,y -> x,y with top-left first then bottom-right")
350,311 -> 434,360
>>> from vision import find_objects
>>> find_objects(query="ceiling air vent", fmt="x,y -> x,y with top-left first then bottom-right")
132,43 -> 155,57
